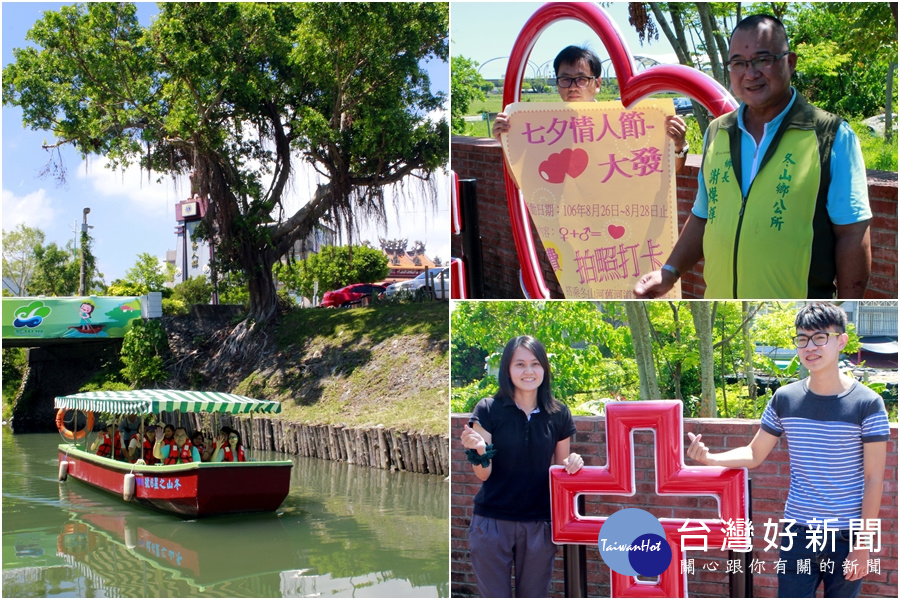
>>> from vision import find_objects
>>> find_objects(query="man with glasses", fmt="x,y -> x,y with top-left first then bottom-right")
686,302 -> 888,598
635,14 -> 872,299
492,45 -> 690,171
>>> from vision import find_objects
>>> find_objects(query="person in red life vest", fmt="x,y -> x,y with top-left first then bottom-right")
212,430 -> 246,462
153,426 -> 201,464
127,426 -> 158,465
90,422 -> 127,461
191,431 -> 212,462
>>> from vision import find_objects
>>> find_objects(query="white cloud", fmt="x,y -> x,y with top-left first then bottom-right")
1,188 -> 57,229
76,157 -> 184,218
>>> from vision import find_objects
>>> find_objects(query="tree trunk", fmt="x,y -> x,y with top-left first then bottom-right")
245,249 -> 280,323
669,301 -> 683,400
696,3 -> 725,84
650,3 -> 693,65
742,301 -> 758,403
625,301 -> 661,400
689,301 -> 717,417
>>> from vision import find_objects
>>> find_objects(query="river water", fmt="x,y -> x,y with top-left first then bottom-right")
2,430 -> 449,598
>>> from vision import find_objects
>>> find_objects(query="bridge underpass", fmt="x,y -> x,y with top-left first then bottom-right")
2,295 -> 160,433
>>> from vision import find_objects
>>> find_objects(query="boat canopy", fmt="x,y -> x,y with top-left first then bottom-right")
54,389 -> 282,415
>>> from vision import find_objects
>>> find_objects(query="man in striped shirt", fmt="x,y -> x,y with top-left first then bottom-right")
687,302 -> 889,598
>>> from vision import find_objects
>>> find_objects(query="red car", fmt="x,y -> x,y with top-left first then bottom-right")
320,283 -> 386,308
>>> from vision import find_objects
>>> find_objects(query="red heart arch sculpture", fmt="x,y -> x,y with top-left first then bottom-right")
502,2 -> 739,299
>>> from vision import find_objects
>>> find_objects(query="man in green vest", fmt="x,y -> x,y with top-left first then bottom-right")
634,14 -> 871,299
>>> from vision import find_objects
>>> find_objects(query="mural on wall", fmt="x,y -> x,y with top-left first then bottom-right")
2,297 -> 142,340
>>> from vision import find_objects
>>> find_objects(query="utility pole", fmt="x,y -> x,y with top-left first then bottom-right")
78,207 -> 93,295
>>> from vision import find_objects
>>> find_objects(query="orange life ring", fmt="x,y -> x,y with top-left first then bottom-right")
56,408 -> 94,440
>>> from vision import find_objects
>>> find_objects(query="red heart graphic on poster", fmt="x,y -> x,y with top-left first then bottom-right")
501,2 -> 738,300
567,147 -> 589,178
608,224 -> 626,239
538,148 -> 590,183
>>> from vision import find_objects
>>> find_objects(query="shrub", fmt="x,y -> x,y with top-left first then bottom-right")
162,297 -> 188,316
120,320 -> 169,386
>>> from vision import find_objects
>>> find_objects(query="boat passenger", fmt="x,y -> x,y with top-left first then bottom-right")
162,424 -> 175,444
128,426 -> 158,465
191,431 -> 210,462
118,414 -> 142,441
213,430 -> 246,462
153,426 -> 201,464
91,422 -> 127,461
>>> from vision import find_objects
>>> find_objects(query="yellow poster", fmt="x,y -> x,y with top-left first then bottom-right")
502,100 -> 680,299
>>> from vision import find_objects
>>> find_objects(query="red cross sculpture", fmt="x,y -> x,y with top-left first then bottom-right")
550,400 -> 749,597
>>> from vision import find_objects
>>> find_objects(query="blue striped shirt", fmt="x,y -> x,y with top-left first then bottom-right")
760,379 -> 890,528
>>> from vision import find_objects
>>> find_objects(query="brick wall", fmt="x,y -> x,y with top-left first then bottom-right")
450,413 -> 899,598
451,136 -> 899,299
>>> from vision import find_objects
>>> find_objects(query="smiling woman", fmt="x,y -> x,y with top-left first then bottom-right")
459,335 -> 584,597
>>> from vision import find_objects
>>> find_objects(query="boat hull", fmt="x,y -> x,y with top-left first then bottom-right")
59,446 -> 292,517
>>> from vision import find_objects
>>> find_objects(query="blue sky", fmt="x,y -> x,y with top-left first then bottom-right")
450,2 -> 680,79
2,3 -> 450,285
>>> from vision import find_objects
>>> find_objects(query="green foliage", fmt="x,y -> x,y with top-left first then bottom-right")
850,120 -> 898,171
124,252 -> 172,294
451,376 -> 497,414
29,241 -> 80,296
172,275 -> 213,305
217,271 -> 251,308
451,55 -> 487,133
451,301 -> 637,406
2,347 -> 27,410
162,297 -> 189,316
105,279 -> 147,297
787,3 -> 897,119
1,224 -> 45,295
2,224 -> 103,296
78,353 -> 129,393
274,245 -> 390,299
717,383 -> 770,419
450,338 -> 486,387
120,320 -> 169,387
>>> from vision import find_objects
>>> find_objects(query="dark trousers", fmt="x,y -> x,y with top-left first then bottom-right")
469,514 -> 558,598
778,524 -> 864,598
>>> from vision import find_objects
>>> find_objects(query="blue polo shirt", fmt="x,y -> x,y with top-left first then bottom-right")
692,88 -> 870,226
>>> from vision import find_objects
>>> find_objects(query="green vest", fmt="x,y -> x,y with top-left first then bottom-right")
700,94 -> 842,298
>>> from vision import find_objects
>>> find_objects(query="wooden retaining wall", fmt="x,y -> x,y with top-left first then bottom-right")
169,412 -> 448,476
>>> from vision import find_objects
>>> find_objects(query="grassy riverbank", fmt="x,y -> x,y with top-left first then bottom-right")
232,300 -> 449,436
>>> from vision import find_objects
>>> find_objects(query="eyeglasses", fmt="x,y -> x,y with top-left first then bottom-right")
228,436 -> 238,441
556,76 -> 597,89
725,51 -> 790,74
791,332 -> 842,348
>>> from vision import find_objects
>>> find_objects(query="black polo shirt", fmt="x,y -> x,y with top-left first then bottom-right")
469,396 -> 577,522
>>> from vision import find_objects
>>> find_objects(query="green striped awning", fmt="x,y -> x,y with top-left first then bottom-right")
54,389 -> 282,415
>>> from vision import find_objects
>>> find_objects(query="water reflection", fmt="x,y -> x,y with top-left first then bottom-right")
2,431 -> 449,597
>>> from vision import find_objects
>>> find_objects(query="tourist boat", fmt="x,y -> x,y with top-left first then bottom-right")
55,389 -> 293,518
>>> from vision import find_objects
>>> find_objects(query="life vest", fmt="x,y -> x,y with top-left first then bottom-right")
142,438 -> 159,465
97,432 -> 124,461
164,440 -> 194,465
700,92 -> 842,298
221,445 -> 246,462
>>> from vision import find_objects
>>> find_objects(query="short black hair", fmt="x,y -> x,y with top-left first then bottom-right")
730,14 -> 789,49
795,302 -> 847,333
554,45 -> 602,78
